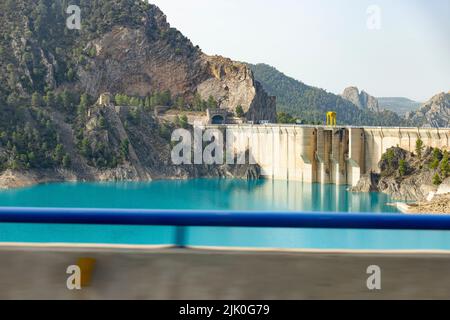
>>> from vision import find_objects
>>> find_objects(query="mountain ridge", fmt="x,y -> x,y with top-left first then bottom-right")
248,63 -> 408,126
377,97 -> 421,116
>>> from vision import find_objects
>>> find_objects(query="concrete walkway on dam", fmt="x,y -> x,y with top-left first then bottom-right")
1,244 -> 450,299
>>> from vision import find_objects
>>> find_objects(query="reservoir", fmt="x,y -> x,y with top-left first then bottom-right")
0,179 -> 449,251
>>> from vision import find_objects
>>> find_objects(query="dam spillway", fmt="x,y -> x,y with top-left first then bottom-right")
204,125 -> 450,186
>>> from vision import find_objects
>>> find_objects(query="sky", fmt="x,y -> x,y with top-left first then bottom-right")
150,0 -> 450,102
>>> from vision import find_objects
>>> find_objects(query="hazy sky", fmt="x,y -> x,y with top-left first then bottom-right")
150,0 -> 449,101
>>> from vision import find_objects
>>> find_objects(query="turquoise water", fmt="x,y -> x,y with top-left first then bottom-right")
0,179 -> 449,250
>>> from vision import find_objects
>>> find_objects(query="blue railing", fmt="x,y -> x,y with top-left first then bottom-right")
0,207 -> 450,230
2,207 -> 450,248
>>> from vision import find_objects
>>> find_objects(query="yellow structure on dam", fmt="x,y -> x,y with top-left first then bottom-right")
205,124 -> 450,186
326,112 -> 337,126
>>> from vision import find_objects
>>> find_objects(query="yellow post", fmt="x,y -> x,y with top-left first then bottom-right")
326,112 -> 337,126
77,257 -> 96,287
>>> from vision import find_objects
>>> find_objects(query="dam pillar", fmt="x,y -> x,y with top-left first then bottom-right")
330,128 -> 349,185
272,127 -> 289,180
434,129 -> 449,150
399,129 -> 412,151
316,128 -> 332,184
363,128 -> 382,173
258,126 -> 274,178
348,128 -> 365,187
286,127 -> 301,181
296,127 -> 316,183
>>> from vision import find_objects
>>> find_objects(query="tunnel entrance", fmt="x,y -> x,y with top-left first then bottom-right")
211,115 -> 225,125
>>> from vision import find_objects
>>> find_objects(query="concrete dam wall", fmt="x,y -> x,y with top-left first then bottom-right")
205,125 -> 450,186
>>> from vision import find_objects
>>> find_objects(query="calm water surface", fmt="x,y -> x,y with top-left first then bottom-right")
0,179 -> 449,250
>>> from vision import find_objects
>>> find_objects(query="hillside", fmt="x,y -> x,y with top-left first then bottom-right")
406,92 -> 450,128
249,63 -> 409,126
378,97 -> 421,116
0,0 -> 266,186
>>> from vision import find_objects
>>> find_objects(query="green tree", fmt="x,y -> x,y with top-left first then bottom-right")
61,90 -> 73,111
207,95 -> 217,110
31,92 -> 42,108
193,93 -> 203,111
129,97 -> 141,107
80,138 -> 91,157
44,91 -> 55,108
62,154 -> 71,168
384,149 -> 395,170
415,138 -> 424,158
53,144 -> 65,163
277,112 -> 297,124
175,96 -> 185,110
78,93 -> 89,116
430,148 -> 443,169
66,68 -> 75,81
433,148 -> 443,161
98,116 -> 106,129
235,105 -> 245,118
440,151 -> 450,178
160,90 -> 172,106
179,115 -> 188,129
433,173 -> 442,186
120,139 -> 129,160
399,159 -> 407,177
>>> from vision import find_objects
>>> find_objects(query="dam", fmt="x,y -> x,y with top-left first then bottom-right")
205,125 -> 450,186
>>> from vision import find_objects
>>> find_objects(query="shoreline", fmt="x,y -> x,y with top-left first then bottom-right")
389,195 -> 450,215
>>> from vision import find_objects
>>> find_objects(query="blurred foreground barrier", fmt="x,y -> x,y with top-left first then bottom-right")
2,208 -> 450,299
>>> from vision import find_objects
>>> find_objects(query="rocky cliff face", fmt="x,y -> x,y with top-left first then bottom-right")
405,92 -> 450,128
342,87 -> 380,112
351,147 -> 446,202
197,56 -> 276,122
76,5 -> 276,122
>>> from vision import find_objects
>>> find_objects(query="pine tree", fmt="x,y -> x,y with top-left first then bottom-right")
440,151 -> 450,178
433,173 -> 442,186
207,95 -> 217,110
236,105 -> 244,118
415,138 -> 424,158
399,159 -> 407,177
31,92 -> 42,108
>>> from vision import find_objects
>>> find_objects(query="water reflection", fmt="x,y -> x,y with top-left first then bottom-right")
0,179 -> 397,213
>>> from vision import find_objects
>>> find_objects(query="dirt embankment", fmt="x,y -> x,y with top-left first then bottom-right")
397,194 -> 450,215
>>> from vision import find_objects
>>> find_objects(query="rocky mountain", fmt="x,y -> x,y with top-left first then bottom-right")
377,97 -> 421,116
0,0 -> 275,123
249,63 -> 407,126
341,87 -> 379,112
406,92 -> 450,128
0,0 -> 265,187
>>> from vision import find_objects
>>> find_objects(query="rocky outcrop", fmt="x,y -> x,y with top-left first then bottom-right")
405,92 -> 450,128
197,56 -> 277,122
350,172 -> 379,192
351,147 -> 440,202
76,5 -> 276,123
342,87 -> 380,112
